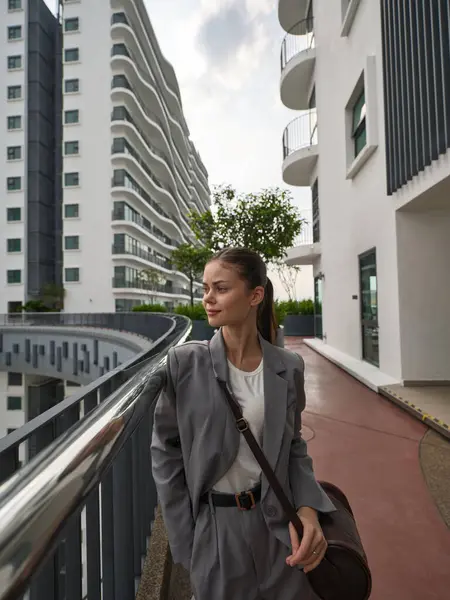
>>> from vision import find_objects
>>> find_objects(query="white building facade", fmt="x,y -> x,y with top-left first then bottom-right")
279,0 -> 450,386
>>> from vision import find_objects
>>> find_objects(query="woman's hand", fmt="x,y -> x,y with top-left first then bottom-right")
286,506 -> 327,573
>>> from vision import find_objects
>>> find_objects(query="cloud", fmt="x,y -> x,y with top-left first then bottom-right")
197,5 -> 249,67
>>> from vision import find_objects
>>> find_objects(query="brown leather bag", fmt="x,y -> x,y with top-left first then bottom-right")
220,381 -> 372,600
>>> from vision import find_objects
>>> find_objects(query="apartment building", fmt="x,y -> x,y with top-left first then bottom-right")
279,0 -> 450,387
1,0 -> 210,318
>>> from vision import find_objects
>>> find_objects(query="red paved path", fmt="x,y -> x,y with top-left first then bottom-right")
286,338 -> 450,600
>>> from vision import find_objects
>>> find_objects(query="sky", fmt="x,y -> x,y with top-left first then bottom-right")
44,0 -> 313,298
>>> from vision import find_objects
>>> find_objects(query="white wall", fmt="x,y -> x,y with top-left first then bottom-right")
61,1 -> 115,312
1,4 -> 27,312
314,0 -> 402,378
397,209 -> 450,382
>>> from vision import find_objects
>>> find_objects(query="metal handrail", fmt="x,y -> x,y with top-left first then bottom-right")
0,315 -> 191,600
282,109 -> 318,160
281,16 -> 315,71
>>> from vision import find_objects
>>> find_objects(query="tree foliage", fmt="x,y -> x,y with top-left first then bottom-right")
189,185 -> 304,263
171,244 -> 212,306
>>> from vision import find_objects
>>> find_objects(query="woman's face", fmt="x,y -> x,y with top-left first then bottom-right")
202,260 -> 264,329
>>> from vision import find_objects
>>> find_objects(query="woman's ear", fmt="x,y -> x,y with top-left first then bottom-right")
251,286 -> 265,308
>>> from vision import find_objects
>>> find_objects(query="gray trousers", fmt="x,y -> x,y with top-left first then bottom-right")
189,500 -> 319,600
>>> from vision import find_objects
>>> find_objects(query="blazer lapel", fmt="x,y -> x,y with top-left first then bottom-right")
260,336 -> 288,501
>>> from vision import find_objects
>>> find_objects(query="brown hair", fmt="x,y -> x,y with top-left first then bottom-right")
208,247 -> 278,344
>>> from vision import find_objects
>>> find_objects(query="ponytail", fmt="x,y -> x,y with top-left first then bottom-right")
257,278 -> 278,344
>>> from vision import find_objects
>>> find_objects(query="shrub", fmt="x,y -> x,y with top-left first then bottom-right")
175,303 -> 207,321
274,301 -> 287,325
277,299 -> 315,316
132,303 -> 167,313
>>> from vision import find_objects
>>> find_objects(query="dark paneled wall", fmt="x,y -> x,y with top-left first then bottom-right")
380,0 -> 450,195
27,0 -> 63,298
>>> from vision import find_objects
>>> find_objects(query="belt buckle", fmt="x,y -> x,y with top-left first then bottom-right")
235,490 -> 256,511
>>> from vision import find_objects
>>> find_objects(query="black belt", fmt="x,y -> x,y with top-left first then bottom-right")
200,483 -> 261,511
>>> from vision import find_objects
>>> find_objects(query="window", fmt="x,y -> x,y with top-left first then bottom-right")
7,146 -> 21,161
65,235 -> 79,250
8,26 -> 22,40
7,177 -> 21,191
7,238 -> 21,252
65,268 -> 80,282
64,204 -> 79,218
64,172 -> 79,186
8,0 -> 22,9
8,372 -> 22,386
7,207 -> 21,221
65,109 -> 79,124
7,55 -> 22,70
112,12 -> 128,25
65,78 -> 79,93
7,396 -> 22,410
64,17 -> 79,32
64,48 -> 79,62
65,141 -> 79,155
7,85 -> 22,100
7,270 -> 21,284
352,90 -> 366,157
7,115 -> 22,130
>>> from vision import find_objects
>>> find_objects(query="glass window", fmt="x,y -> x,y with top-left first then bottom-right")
7,115 -> 22,130
352,90 -> 367,157
7,396 -> 22,410
64,109 -> 79,124
65,235 -> 79,250
7,55 -> 22,69
64,17 -> 79,32
7,238 -> 21,252
8,0 -> 22,9
7,177 -> 21,191
65,141 -> 79,155
7,207 -> 21,221
111,43 -> 130,58
7,85 -> 22,100
8,372 -> 22,386
7,146 -> 21,160
112,138 -> 126,153
111,12 -> 128,25
65,268 -> 80,282
65,78 -> 79,93
64,172 -> 79,186
7,270 -> 21,284
64,48 -> 79,62
8,26 -> 22,40
64,204 -> 79,218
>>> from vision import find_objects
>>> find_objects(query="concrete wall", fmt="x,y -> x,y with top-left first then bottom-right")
0,326 -> 152,385
314,0 -> 402,378
397,209 -> 450,383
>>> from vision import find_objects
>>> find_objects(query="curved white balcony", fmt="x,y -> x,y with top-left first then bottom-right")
285,211 -> 321,266
282,110 -> 318,187
280,18 -> 315,110
278,0 -> 309,32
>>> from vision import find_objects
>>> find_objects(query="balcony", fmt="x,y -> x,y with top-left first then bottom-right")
282,110 -> 318,186
285,209 -> 321,266
278,0 -> 309,32
280,17 -> 316,110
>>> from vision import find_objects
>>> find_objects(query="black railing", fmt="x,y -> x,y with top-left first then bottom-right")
282,109 -> 318,160
0,313 -> 191,600
281,17 -> 315,71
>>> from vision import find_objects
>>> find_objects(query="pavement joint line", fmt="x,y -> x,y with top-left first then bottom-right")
303,409 -> 422,443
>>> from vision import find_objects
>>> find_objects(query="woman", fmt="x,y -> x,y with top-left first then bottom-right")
151,248 -> 335,600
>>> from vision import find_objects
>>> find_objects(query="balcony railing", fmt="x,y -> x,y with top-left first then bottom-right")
282,109 -> 318,160
112,243 -> 172,270
0,313 -> 190,600
281,17 -> 315,71
112,278 -> 201,298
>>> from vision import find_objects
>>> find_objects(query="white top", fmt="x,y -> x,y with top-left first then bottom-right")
212,359 -> 264,494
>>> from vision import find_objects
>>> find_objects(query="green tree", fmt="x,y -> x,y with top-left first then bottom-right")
40,283 -> 66,311
189,185 -> 304,263
171,244 -> 212,306
137,268 -> 162,301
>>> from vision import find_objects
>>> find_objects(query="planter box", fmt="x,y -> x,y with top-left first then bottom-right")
283,315 -> 315,337
190,320 -> 215,341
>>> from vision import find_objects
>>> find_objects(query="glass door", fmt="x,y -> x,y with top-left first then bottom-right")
314,275 -> 323,339
359,249 -> 379,366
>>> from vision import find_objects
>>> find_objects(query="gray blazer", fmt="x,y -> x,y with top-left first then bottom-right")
151,330 -> 335,570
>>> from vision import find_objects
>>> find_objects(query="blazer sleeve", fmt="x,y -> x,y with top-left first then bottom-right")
151,348 -> 195,570
289,356 -> 336,514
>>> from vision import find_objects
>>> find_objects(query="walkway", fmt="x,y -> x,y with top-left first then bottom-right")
286,338 -> 450,600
